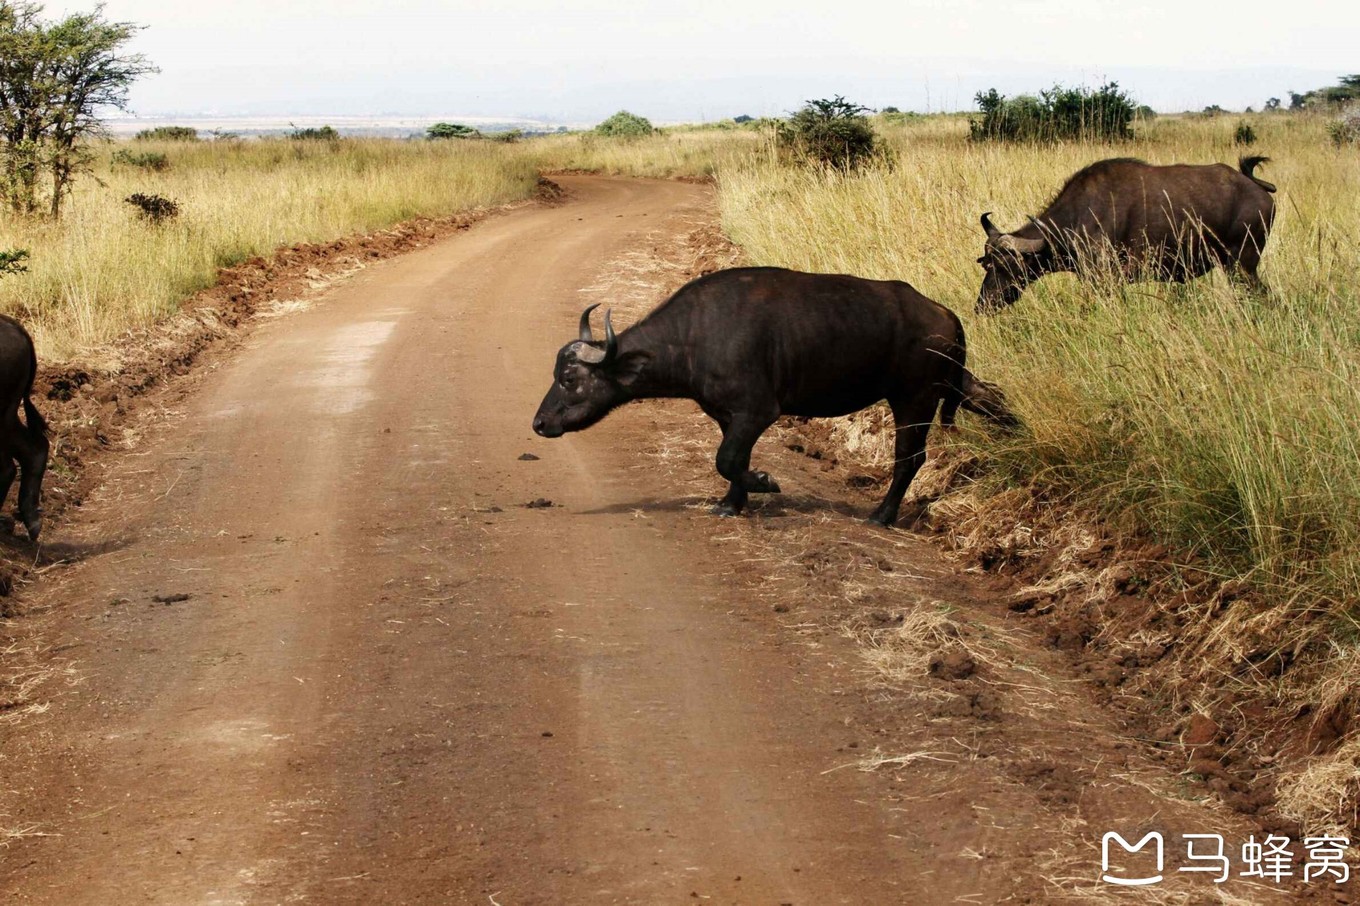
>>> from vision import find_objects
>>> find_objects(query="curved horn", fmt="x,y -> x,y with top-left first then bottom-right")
601,308 -> 618,365
999,234 -> 1047,254
980,212 -> 1001,240
578,302 -> 601,341
572,308 -> 619,365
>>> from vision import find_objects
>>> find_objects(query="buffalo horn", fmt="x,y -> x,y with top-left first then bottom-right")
980,212 -> 1001,240
578,302 -> 601,341
573,308 -> 618,365
999,233 -> 1046,254
601,308 -> 618,365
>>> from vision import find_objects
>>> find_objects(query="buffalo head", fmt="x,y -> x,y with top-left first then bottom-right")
532,304 -> 646,438
975,212 -> 1048,313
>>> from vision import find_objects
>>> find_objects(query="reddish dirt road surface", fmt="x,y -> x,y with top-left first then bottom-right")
0,177 -> 1319,904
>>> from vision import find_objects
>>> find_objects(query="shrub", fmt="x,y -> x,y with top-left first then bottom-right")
486,129 -> 523,143
1290,75 -> 1360,110
1135,105 -> 1157,121
733,114 -> 754,124
878,109 -> 920,127
970,82 -> 1136,143
1329,103 -> 1360,147
125,192 -> 179,223
1234,121 -> 1257,146
1202,104 -> 1227,117
0,248 -> 28,276
427,122 -> 480,140
779,96 -> 878,169
112,149 -> 170,171
288,124 -> 340,141
134,125 -> 198,142
595,110 -> 655,138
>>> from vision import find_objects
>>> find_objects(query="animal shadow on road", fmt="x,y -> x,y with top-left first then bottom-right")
582,491 -> 864,521
0,530 -> 133,567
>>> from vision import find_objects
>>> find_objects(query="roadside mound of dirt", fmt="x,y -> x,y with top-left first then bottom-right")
1,199 -> 536,600
910,447 -> 1359,838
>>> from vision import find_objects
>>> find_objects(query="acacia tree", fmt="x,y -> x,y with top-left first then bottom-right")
0,2 -> 154,218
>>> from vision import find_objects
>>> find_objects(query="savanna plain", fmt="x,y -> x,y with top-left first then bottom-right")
2,109 -> 1358,899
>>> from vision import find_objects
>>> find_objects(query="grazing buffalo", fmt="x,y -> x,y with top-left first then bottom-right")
0,315 -> 49,541
532,267 -> 1014,526
976,156 -> 1277,311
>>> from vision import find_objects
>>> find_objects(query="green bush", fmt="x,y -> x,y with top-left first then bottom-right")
1290,75 -> 1360,110
486,129 -> 523,143
125,192 -> 179,223
779,96 -> 878,169
1234,121 -> 1257,146
134,125 -> 198,142
0,248 -> 28,276
1329,103 -> 1360,147
112,149 -> 170,171
595,110 -> 655,138
288,124 -> 340,141
427,122 -> 480,139
970,82 -> 1136,143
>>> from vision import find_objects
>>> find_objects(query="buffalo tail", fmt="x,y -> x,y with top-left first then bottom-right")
1239,155 -> 1277,193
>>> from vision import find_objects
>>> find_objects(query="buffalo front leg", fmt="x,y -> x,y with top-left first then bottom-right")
712,411 -> 779,517
867,395 -> 936,527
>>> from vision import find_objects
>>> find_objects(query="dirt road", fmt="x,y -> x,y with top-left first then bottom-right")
0,177 -> 1317,905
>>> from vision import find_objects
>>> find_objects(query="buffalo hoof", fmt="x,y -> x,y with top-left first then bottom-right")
747,471 -> 781,494
865,511 -> 897,528
710,501 -> 741,518
23,517 -> 41,542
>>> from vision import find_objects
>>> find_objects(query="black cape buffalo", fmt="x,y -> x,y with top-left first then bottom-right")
0,315 -> 49,540
976,156 -> 1277,311
532,267 -> 1014,526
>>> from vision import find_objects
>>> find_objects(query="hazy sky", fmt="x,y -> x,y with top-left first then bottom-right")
45,0 -> 1360,122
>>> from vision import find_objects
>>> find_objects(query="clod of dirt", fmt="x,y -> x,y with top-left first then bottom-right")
517,453 -> 540,461
152,593 -> 191,605
845,474 -> 880,489
522,498 -> 555,509
928,648 -> 976,681
1182,713 -> 1219,749
772,603 -> 790,613
930,690 -> 1002,721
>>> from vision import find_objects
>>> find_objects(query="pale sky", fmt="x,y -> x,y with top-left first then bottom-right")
46,0 -> 1360,122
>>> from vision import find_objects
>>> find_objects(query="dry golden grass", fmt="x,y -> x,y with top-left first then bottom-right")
716,111 -> 1360,833
0,137 -> 540,361
524,124 -> 767,179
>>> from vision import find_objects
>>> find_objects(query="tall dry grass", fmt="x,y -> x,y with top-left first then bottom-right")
721,114 -> 1360,609
718,112 -> 1360,831
0,138 -> 540,360
524,125 -> 767,179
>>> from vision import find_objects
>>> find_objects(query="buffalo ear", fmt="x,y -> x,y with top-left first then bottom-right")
609,350 -> 650,387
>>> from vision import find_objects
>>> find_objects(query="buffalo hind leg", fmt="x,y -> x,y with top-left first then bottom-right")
867,395 -> 936,527
712,411 -> 778,517
11,426 -> 48,541
0,456 -> 14,533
